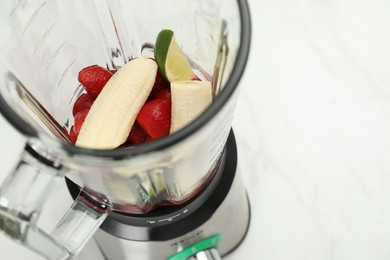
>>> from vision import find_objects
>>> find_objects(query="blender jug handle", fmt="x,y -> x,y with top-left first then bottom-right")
0,145 -> 111,260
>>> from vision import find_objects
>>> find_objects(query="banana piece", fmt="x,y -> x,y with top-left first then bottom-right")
170,80 -> 212,133
76,57 -> 157,149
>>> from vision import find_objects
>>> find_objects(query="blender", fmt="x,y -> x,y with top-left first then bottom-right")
0,0 -> 251,259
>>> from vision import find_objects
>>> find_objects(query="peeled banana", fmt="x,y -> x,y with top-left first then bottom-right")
170,80 -> 212,133
76,57 -> 157,149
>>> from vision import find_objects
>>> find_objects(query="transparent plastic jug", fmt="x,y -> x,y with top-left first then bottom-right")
0,0 -> 250,259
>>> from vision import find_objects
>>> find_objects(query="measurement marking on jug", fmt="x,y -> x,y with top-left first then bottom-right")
34,22 -> 58,55
45,41 -> 66,70
57,59 -> 77,88
9,0 -> 27,18
22,1 -> 47,36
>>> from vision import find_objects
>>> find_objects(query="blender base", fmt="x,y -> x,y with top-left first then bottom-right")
67,132 -> 250,260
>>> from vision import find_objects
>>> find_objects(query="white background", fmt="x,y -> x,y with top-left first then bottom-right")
1,0 -> 390,259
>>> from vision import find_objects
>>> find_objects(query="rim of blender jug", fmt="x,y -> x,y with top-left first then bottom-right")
0,0 -> 251,159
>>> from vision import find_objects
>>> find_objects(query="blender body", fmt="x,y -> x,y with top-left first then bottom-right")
92,132 -> 251,260
0,0 -> 251,259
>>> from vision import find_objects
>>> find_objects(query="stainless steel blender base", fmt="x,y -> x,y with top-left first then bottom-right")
93,131 -> 251,260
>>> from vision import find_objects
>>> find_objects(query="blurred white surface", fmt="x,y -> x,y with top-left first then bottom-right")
1,0 -> 390,259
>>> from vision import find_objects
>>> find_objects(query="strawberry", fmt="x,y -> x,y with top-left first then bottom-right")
73,109 -> 89,136
149,70 -> 170,100
153,87 -> 171,100
127,122 -> 150,144
136,98 -> 171,140
69,126 -> 78,144
78,65 -> 113,98
72,93 -> 95,117
192,74 -> 201,81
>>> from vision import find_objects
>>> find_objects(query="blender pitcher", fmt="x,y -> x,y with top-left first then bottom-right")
0,0 -> 251,259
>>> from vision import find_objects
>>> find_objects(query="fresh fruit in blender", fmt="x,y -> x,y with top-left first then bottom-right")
73,109 -> 89,136
78,65 -> 113,98
149,70 -> 170,100
76,57 -> 157,149
152,87 -> 171,100
170,80 -> 212,133
69,126 -> 78,144
127,122 -> 151,144
68,29 -> 212,147
72,93 -> 95,116
154,29 -> 196,82
136,98 -> 171,139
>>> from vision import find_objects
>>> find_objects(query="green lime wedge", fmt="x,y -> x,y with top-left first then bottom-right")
154,29 -> 194,82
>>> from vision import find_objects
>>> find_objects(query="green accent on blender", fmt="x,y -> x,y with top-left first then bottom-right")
166,234 -> 221,260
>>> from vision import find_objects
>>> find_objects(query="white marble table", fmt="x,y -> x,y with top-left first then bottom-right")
1,0 -> 390,259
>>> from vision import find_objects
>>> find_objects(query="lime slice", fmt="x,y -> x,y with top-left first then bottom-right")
155,29 -> 194,82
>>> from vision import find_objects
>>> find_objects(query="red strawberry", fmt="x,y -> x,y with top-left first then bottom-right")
127,122 -> 150,144
69,126 -> 78,144
72,93 -> 95,117
149,70 -> 170,100
192,74 -> 201,81
73,109 -> 89,136
136,98 -> 171,140
78,65 -> 113,98
153,87 -> 171,100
